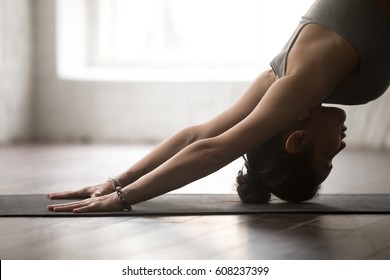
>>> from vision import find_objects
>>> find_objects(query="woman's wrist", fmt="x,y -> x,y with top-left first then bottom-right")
108,176 -> 132,211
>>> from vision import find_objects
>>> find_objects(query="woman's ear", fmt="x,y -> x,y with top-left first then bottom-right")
285,130 -> 309,154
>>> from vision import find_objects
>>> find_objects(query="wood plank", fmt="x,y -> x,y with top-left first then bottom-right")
73,215 -> 263,259
366,245 -> 390,259
0,215 -> 196,259
327,215 -> 390,259
144,214 -> 322,259
215,214 -> 389,259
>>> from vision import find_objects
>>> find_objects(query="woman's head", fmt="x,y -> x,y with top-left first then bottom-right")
236,105 -> 347,203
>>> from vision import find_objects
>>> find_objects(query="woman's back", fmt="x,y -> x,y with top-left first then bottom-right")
270,0 -> 390,105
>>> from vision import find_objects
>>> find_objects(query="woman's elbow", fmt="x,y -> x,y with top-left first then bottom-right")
182,124 -> 214,146
191,138 -> 230,170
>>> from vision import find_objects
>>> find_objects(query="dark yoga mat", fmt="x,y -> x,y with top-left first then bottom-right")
1,194 -> 390,217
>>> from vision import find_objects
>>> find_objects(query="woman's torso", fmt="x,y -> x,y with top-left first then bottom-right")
270,0 -> 390,105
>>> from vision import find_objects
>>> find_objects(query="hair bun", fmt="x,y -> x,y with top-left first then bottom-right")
236,170 -> 271,203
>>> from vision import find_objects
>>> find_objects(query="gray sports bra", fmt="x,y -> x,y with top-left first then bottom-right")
270,0 -> 390,105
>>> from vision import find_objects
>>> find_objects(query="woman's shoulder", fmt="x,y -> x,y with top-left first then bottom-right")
286,24 -> 359,79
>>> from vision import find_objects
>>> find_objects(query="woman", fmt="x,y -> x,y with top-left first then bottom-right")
48,0 -> 390,212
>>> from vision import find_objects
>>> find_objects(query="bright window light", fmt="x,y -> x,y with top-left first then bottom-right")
57,0 -> 314,81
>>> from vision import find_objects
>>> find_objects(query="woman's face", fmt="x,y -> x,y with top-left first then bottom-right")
303,105 -> 347,184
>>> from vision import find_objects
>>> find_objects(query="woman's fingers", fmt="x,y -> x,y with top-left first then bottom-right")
47,192 -> 76,199
48,189 -> 90,199
47,195 -> 122,212
73,204 -> 99,213
47,199 -> 91,212
48,183 -> 114,200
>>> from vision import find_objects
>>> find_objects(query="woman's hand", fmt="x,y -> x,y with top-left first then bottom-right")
47,181 -> 114,200
47,193 -> 124,213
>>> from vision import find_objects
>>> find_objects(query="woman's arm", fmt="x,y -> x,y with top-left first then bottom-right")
48,70 -> 275,199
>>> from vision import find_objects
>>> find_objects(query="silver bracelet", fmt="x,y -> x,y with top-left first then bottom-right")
108,176 -> 132,211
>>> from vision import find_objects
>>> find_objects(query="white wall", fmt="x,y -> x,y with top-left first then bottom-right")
1,0 -> 389,149
0,0 -> 33,143
33,0 -> 248,143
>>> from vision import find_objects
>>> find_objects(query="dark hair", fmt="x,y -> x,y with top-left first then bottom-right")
236,132 -> 320,204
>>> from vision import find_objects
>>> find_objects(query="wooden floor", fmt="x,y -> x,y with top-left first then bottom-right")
0,144 -> 390,260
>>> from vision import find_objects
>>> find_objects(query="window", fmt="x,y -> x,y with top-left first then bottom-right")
57,0 -> 314,81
